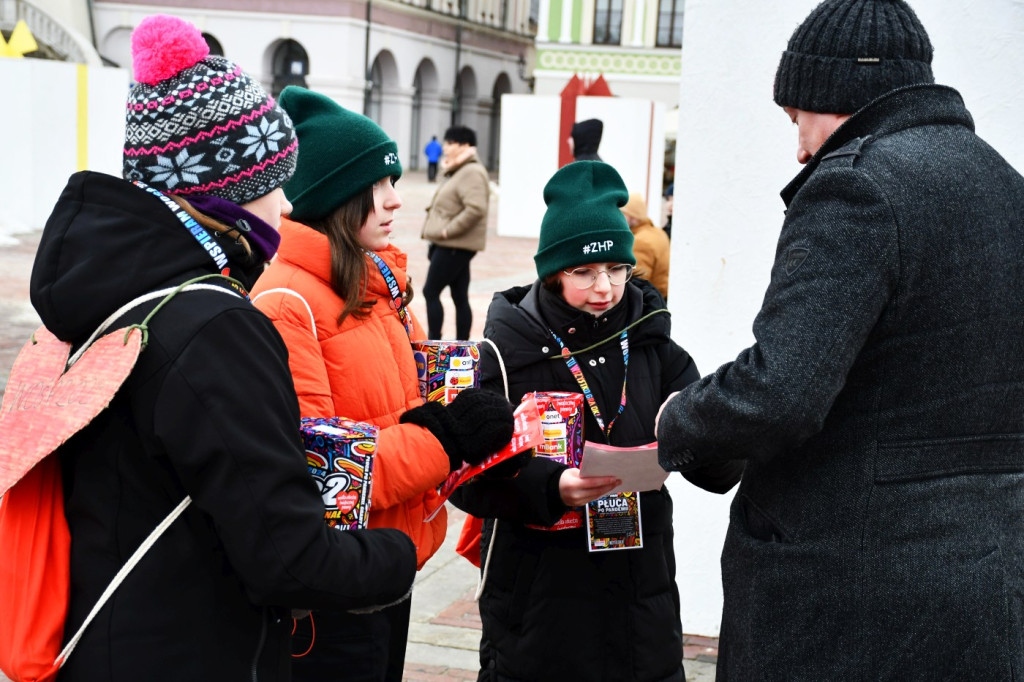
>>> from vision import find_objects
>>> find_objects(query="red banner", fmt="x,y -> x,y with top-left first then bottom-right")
424,398 -> 543,521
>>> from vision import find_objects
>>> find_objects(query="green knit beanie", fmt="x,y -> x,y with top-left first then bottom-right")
278,86 -> 402,222
534,161 -> 635,280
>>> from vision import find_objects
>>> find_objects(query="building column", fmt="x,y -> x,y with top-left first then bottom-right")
537,0 -> 551,42
629,0 -> 646,46
559,0 -> 573,43
381,86 -> 416,172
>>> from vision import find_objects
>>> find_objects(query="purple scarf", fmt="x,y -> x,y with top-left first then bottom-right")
186,194 -> 282,263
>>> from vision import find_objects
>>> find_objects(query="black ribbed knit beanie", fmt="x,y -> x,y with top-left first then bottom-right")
774,0 -> 934,114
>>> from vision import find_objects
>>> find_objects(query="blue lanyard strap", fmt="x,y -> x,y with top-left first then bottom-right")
134,181 -> 231,274
549,329 -> 629,439
365,250 -> 412,337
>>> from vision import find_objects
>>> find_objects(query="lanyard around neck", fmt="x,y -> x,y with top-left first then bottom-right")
365,250 -> 412,337
134,181 -> 232,274
549,328 -> 629,439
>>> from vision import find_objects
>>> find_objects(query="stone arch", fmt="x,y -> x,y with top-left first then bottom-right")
487,72 -> 513,171
454,65 -> 478,126
268,39 -> 309,97
98,25 -> 132,70
410,58 -> 441,171
366,49 -> 400,124
201,32 -> 224,56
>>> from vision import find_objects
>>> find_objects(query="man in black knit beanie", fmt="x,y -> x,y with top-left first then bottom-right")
656,1 -> 1024,679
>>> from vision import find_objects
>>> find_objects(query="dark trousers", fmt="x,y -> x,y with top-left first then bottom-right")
292,599 -> 412,682
427,161 -> 438,182
423,244 -> 475,339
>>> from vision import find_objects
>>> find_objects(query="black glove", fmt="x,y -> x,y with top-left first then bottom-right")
400,388 -> 515,473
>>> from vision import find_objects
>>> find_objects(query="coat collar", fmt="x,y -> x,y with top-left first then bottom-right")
443,149 -> 480,176
781,84 -> 973,206
276,217 -> 409,295
494,279 -> 668,352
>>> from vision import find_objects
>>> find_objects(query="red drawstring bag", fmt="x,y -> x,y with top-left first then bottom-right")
0,325 -> 142,681
0,456 -> 70,682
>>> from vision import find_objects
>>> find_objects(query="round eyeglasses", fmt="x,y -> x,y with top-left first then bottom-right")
562,264 -> 634,289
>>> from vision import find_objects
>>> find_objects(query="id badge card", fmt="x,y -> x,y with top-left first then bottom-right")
586,491 -> 642,552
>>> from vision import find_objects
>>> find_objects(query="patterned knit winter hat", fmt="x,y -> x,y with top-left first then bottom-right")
774,0 -> 934,114
534,161 -> 634,280
123,15 -> 297,205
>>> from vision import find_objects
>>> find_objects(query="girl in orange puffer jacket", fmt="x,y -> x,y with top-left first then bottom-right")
251,86 -> 513,682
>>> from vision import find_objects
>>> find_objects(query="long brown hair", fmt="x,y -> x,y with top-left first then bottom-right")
306,185 -> 377,326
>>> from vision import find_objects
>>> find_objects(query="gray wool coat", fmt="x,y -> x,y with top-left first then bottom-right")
657,84 -> 1024,681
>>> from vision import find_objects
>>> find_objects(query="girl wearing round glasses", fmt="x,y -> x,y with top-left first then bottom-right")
451,161 -> 743,681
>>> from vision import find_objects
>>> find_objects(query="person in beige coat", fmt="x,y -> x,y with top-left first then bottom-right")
420,125 -> 490,339
621,192 -> 671,299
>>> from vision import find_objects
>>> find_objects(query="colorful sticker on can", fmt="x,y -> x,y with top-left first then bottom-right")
523,391 -> 585,530
530,392 -> 584,467
411,341 -> 481,404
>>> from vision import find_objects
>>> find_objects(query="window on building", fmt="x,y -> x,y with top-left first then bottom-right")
656,0 -> 684,48
366,60 -> 383,123
593,0 -> 622,45
271,39 -> 309,97
201,33 -> 224,56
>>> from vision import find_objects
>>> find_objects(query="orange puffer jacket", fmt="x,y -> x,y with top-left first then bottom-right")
251,218 -> 449,568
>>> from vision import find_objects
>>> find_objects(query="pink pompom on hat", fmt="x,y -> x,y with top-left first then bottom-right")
130,14 -> 210,85
123,14 -> 297,206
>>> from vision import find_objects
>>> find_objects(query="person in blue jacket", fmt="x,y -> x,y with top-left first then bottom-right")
424,135 -> 442,182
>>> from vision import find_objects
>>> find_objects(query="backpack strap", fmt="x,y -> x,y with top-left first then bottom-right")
474,337 -> 508,602
55,497 -> 192,666
251,287 -> 317,340
69,276 -> 245,367
57,276 -> 243,669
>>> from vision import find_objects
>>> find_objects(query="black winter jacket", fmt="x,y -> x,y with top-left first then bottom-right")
658,85 -> 1024,680
32,172 -> 417,682
452,279 -> 741,681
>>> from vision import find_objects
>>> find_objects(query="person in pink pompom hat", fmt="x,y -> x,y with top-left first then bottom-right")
25,13 -> 419,682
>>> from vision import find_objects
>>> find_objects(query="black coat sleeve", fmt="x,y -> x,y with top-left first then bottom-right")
656,168 -> 898,472
151,306 -> 417,611
450,456 -> 568,526
659,339 -> 744,494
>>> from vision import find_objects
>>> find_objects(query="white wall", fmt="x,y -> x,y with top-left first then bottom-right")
576,96 -> 665,212
670,0 -> 1024,636
0,59 -> 127,233
496,95 -> 562,239
496,95 -> 665,238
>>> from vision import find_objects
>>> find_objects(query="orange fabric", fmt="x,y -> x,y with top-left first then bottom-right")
455,514 -> 483,568
630,220 -> 671,300
0,456 -> 69,682
252,218 -> 449,568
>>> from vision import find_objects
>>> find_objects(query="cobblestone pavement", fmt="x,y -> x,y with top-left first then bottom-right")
0,169 -> 717,682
